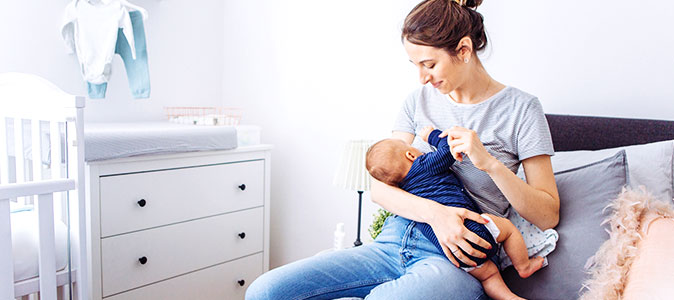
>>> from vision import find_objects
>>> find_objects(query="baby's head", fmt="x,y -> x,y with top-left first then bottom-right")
365,139 -> 422,186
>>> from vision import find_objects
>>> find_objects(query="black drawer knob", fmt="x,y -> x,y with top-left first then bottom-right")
238,184 -> 246,191
137,199 -> 147,207
238,232 -> 246,239
139,256 -> 148,265
238,279 -> 245,286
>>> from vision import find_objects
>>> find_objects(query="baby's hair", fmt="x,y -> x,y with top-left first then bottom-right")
365,139 -> 409,186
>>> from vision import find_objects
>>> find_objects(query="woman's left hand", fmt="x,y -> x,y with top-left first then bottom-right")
439,126 -> 497,172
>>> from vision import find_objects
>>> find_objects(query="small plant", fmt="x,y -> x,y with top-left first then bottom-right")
369,209 -> 394,240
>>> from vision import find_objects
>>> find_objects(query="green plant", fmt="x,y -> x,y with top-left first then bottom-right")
368,208 -> 394,240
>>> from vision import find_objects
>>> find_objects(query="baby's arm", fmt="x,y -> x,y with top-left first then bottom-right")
414,127 -> 456,175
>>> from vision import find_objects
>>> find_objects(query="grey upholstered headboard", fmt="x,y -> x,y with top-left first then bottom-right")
545,114 -> 674,151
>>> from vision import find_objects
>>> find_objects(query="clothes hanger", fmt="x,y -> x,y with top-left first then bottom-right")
119,0 -> 149,21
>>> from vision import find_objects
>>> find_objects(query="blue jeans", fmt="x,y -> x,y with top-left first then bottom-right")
246,216 -> 488,300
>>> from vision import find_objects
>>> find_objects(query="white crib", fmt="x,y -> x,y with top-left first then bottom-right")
0,73 -> 88,300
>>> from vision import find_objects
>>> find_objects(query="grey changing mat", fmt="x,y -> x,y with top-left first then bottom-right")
84,122 -> 237,162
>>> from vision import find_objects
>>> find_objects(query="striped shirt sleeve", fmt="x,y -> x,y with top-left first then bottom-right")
517,98 -> 555,160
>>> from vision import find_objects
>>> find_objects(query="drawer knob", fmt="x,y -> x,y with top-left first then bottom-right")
137,199 -> 147,207
238,279 -> 245,286
238,184 -> 246,191
238,232 -> 246,239
139,256 -> 148,265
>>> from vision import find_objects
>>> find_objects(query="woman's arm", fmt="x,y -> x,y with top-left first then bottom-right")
444,127 -> 560,230
372,131 -> 493,267
484,155 -> 560,230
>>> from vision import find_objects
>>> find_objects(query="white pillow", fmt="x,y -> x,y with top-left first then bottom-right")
549,140 -> 674,202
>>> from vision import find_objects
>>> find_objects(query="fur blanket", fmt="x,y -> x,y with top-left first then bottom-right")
580,188 -> 674,300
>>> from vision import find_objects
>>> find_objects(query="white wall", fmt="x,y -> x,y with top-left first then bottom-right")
480,1 -> 674,120
222,0 -> 674,269
0,0 -> 227,122
3,0 -> 673,270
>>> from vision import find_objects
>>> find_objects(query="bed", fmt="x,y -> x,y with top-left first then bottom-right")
0,72 -> 88,300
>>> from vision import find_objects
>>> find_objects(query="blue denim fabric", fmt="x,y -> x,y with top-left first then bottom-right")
246,216 -> 488,300
87,10 -> 150,99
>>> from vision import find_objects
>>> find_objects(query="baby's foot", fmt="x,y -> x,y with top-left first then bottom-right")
516,256 -> 545,278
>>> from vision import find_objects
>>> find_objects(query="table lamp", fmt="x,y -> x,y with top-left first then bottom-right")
333,139 -> 373,247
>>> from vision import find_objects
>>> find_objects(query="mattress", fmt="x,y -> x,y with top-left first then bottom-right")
84,122 -> 238,162
10,204 -> 68,283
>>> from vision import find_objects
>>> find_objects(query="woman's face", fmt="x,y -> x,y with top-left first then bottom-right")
403,39 -> 467,94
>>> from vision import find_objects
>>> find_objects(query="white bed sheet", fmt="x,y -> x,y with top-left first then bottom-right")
10,205 -> 68,283
84,122 -> 238,162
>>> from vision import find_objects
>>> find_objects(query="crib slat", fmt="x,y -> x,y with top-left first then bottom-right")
67,113 -> 90,300
14,118 -> 25,184
0,199 -> 16,299
49,122 -> 61,181
31,120 -> 45,215
31,120 -> 42,181
14,118 -> 27,206
37,192 -> 57,300
0,117 -> 8,185
49,122 -> 63,221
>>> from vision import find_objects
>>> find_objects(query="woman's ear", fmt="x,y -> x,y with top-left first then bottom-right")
405,151 -> 417,161
455,36 -> 473,63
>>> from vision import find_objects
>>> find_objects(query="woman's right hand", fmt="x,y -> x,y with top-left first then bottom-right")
428,206 -> 492,267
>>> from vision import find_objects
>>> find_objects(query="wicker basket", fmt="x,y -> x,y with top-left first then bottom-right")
163,107 -> 242,126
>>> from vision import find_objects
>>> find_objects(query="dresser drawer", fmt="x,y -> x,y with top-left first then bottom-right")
104,253 -> 263,300
99,160 -> 264,237
101,207 -> 263,297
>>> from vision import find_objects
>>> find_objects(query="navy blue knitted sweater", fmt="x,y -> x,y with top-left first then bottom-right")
398,130 -> 498,267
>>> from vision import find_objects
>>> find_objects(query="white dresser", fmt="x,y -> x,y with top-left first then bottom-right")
85,145 -> 272,300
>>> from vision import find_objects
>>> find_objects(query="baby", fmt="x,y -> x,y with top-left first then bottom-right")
365,126 -> 544,300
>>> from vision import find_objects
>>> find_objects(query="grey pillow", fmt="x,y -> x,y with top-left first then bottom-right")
502,150 -> 628,300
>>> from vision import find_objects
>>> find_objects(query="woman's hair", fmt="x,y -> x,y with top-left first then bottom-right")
402,0 -> 487,57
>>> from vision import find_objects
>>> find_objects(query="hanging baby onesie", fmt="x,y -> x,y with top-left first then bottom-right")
62,0 -> 150,99
87,10 -> 150,99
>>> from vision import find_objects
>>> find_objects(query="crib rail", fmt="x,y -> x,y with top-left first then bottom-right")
0,179 -> 75,300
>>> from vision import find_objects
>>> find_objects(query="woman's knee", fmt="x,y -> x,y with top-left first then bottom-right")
245,268 -> 293,300
245,271 -> 273,300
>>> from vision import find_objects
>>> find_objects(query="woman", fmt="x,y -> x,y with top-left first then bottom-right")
246,0 -> 559,299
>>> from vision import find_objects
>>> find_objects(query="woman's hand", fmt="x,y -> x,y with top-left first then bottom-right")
428,205 -> 492,267
439,126 -> 497,172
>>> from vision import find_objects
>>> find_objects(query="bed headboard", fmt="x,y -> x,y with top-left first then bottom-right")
545,114 -> 674,151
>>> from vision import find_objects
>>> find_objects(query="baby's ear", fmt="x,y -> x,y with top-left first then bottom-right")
405,151 -> 416,161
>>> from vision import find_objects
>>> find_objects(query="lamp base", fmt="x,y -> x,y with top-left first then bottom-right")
354,191 -> 363,247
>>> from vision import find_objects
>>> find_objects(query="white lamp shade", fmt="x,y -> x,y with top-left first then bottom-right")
333,139 -> 373,191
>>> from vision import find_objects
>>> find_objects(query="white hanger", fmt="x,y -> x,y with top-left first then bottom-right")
119,0 -> 148,21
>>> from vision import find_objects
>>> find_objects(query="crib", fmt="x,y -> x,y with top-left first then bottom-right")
0,73 -> 88,300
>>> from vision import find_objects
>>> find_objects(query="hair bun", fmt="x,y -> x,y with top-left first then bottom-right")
457,0 -> 482,9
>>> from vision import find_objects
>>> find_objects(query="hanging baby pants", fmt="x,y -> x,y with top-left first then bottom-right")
88,10 -> 150,99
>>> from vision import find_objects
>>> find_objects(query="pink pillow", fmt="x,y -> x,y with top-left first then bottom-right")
622,216 -> 674,299
580,189 -> 674,299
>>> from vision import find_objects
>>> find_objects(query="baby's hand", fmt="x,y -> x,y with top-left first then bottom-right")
419,126 -> 434,142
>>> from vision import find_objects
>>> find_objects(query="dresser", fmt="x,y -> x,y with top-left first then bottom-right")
85,145 -> 272,300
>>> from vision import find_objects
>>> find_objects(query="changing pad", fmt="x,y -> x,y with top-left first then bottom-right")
84,122 -> 238,162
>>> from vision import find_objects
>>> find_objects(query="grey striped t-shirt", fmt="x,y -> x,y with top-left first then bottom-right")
393,85 -> 554,217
